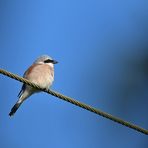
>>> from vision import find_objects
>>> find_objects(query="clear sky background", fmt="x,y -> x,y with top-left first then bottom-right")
0,0 -> 148,148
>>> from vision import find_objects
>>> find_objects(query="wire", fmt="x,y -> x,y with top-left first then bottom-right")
0,68 -> 147,135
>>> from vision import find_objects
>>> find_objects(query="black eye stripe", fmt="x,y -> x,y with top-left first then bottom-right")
44,59 -> 53,63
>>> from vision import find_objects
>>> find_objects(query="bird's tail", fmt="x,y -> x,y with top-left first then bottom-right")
9,87 -> 32,117
9,101 -> 23,117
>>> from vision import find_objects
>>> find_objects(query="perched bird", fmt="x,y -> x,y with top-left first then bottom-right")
9,55 -> 58,116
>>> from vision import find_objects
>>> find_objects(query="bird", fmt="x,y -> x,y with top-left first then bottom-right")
9,55 -> 58,116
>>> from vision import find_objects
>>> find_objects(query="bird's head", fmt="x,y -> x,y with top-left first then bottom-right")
34,55 -> 58,67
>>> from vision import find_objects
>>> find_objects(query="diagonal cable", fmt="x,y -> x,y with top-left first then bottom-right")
0,68 -> 147,135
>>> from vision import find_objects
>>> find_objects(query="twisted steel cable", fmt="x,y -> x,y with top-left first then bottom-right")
0,68 -> 147,135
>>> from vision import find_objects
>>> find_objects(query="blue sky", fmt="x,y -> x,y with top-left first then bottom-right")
0,0 -> 148,148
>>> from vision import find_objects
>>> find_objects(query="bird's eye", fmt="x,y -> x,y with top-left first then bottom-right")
44,59 -> 53,63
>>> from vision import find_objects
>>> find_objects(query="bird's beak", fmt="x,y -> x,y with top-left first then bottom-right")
53,60 -> 58,64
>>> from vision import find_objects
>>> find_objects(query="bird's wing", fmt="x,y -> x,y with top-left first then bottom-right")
17,64 -> 35,97
23,64 -> 35,78
17,84 -> 26,97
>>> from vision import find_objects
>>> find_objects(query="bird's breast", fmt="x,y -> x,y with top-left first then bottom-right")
24,64 -> 54,89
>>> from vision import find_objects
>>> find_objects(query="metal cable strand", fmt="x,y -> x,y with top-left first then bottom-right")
0,68 -> 148,135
